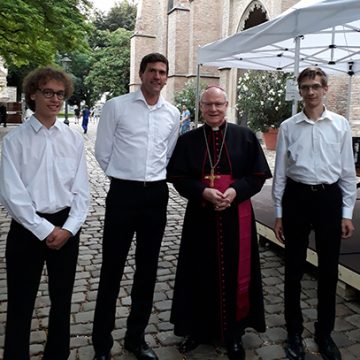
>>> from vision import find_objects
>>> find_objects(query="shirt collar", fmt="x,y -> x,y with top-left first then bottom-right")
296,106 -> 332,124
29,115 -> 62,132
135,89 -> 165,109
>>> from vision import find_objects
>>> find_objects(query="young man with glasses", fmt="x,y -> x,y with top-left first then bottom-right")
167,85 -> 271,360
273,66 -> 357,360
0,66 -> 90,360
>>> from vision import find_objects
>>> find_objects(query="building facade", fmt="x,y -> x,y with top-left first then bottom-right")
130,0 -> 360,122
0,57 -> 8,102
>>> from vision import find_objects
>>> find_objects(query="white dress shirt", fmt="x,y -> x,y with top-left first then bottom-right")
95,89 -> 180,180
0,116 -> 90,240
272,108 -> 357,219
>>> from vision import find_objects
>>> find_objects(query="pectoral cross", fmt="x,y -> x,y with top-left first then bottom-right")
204,168 -> 221,188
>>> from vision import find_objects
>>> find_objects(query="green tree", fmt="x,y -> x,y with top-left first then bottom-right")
174,79 -> 208,122
0,0 -> 91,67
66,51 -> 95,108
84,28 -> 132,102
93,0 -> 137,32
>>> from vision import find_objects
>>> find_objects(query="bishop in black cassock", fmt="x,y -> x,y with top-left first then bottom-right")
167,86 -> 272,360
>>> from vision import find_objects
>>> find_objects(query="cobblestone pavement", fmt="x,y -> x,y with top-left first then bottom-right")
0,120 -> 359,360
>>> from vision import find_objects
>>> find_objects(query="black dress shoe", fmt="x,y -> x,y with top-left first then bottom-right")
93,355 -> 110,360
285,334 -> 305,360
315,334 -> 342,360
178,336 -> 200,353
226,338 -> 245,360
124,336 -> 158,360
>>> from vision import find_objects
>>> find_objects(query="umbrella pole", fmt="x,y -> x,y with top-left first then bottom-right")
347,75 -> 353,121
195,64 -> 201,128
292,36 -> 301,116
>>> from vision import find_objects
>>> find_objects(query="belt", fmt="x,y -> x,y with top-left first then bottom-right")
111,177 -> 166,188
287,177 -> 338,192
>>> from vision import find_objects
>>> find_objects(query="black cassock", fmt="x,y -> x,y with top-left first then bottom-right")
167,122 -> 272,344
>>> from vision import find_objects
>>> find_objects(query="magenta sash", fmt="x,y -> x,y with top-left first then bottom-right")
203,174 -> 252,322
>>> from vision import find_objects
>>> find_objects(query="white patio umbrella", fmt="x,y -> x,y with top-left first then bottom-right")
196,0 -> 360,123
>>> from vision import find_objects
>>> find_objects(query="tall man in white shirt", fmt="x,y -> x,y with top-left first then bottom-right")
92,53 -> 180,360
273,66 -> 357,360
0,67 -> 90,360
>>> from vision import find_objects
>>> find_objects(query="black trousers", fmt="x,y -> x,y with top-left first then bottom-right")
92,179 -> 169,355
282,179 -> 342,336
4,208 -> 79,360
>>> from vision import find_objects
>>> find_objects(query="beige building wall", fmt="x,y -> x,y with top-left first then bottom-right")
0,57 -> 8,102
130,0 -> 360,121
0,57 -> 7,89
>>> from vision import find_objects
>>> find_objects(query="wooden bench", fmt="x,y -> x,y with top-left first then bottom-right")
252,184 -> 360,299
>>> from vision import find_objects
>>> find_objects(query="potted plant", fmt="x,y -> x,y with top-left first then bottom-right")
237,70 -> 292,150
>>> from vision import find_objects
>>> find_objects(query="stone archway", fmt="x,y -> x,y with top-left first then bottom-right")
235,1 -> 269,125
237,0 -> 268,32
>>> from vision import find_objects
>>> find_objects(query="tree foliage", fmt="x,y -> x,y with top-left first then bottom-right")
174,79 -> 208,122
2,0 -> 137,107
93,1 -> 137,32
66,51 -> 95,108
84,28 -> 131,103
0,0 -> 91,67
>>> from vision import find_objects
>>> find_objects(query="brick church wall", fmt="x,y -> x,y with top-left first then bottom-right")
131,0 -> 360,122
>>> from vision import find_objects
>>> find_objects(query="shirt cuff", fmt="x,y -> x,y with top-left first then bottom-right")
62,217 -> 80,236
32,220 -> 55,241
342,207 -> 353,219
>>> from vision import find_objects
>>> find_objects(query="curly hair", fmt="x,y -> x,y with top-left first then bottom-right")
22,66 -> 74,111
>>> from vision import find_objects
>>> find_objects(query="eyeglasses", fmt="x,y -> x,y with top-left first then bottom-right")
37,88 -> 66,100
201,101 -> 227,109
299,84 -> 323,92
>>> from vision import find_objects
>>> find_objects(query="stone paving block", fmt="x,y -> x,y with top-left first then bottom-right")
158,321 -> 174,332
70,335 -> 90,348
30,330 -> 47,344
265,303 -> 283,314
70,323 -> 93,336
334,317 -> 357,332
74,310 -> 95,323
345,313 -> 360,327
29,343 -> 43,357
154,299 -> 172,311
266,314 -> 286,327
303,308 -> 317,321
262,327 -> 287,342
256,344 -> 286,360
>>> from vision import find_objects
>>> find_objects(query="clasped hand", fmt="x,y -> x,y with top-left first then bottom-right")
202,187 -> 236,211
46,226 -> 72,250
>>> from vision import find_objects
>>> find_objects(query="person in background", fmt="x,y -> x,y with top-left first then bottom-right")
0,102 -> 7,127
273,66 -> 357,360
82,106 -> 91,134
180,104 -> 191,134
92,53 -> 180,360
74,105 -> 80,124
168,85 -> 271,360
0,66 -> 90,360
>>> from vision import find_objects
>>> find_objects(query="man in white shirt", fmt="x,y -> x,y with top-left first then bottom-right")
272,66 -> 356,360
0,67 -> 90,360
92,53 -> 180,360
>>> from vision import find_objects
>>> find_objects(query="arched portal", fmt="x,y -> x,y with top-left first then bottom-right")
230,1 -> 269,125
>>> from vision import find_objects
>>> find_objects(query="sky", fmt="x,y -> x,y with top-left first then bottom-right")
91,0 -> 119,13
90,0 -> 138,14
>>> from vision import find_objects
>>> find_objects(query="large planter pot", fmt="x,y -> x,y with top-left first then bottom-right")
262,128 -> 278,150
